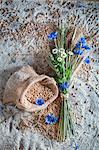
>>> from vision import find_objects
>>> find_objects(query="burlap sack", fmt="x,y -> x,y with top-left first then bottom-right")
3,65 -> 59,112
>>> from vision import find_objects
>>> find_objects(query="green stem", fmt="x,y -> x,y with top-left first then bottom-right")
54,39 -> 58,48
62,61 -> 66,82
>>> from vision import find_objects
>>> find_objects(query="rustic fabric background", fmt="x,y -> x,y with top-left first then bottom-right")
0,0 -> 99,150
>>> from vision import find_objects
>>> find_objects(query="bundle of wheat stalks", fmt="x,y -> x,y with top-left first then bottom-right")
48,23 -> 92,141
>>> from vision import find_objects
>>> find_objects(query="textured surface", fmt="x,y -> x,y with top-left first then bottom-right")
0,0 -> 99,150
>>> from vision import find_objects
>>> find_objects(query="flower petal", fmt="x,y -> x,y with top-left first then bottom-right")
84,57 -> 90,64
52,48 -> 58,54
0,104 -> 4,114
48,32 -> 58,40
76,42 -> 81,48
59,48 -> 65,52
45,114 -> 58,124
61,52 -> 67,58
59,82 -> 69,91
80,37 -> 86,44
35,98 -> 45,106
74,49 -> 83,55
83,45 -> 91,50
57,57 -> 62,62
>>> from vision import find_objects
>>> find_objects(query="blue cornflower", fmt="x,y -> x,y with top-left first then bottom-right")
80,37 -> 91,50
35,98 -> 45,106
48,32 -> 58,40
45,113 -> 58,125
80,37 -> 86,44
81,42 -> 87,48
74,49 -> 84,55
78,50 -> 84,55
80,37 -> 87,48
59,82 -> 69,91
84,57 -> 90,64
82,45 -> 91,50
0,104 -> 4,114
76,42 -> 81,48
76,37 -> 86,49
75,144 -> 79,150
